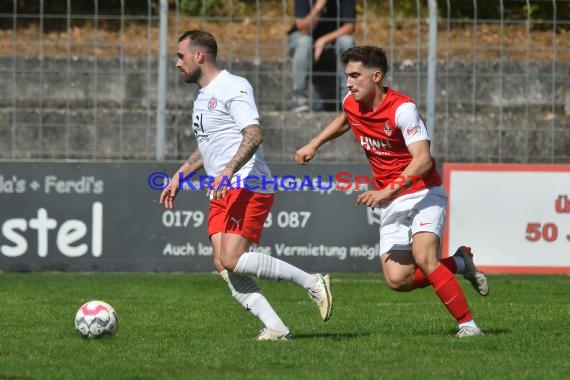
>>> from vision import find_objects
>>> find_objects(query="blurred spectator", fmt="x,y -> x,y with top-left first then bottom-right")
288,0 -> 356,112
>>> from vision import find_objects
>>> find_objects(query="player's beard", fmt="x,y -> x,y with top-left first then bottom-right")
181,67 -> 201,84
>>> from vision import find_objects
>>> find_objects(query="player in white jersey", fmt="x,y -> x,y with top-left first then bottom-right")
190,69 -> 274,193
159,30 -> 332,340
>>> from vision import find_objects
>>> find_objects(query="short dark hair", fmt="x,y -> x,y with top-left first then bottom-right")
341,46 -> 389,75
178,29 -> 218,58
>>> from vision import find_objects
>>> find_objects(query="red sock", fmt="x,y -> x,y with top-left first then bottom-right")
412,257 -> 457,289
427,263 -> 472,324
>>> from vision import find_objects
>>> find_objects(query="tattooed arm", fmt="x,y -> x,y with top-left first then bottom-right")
225,124 -> 263,173
210,124 -> 263,200
182,148 -> 204,175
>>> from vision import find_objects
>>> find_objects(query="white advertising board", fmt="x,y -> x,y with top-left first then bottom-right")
443,164 -> 570,273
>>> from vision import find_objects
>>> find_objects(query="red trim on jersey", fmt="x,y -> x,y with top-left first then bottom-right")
208,189 -> 273,245
343,87 -> 442,199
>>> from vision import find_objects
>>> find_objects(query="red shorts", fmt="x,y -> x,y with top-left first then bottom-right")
208,189 -> 274,244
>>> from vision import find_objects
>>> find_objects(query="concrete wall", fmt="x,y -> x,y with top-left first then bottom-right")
0,57 -> 568,163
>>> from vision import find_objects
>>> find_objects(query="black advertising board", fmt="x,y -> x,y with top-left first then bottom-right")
0,162 -> 381,272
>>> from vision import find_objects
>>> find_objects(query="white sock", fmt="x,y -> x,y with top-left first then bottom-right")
219,270 -> 288,333
234,251 -> 318,289
454,256 -> 466,274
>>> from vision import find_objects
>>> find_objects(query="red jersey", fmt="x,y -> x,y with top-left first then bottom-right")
342,87 -> 442,198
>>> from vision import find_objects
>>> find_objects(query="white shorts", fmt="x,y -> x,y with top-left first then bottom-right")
378,186 -> 447,255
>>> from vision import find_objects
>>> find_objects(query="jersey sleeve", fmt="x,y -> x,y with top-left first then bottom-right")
395,102 -> 430,146
227,83 -> 260,130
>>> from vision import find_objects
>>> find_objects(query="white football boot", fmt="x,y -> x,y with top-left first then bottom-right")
455,324 -> 484,338
255,328 -> 291,341
308,273 -> 333,321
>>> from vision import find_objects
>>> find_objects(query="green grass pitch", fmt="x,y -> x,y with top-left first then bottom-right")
0,272 -> 568,379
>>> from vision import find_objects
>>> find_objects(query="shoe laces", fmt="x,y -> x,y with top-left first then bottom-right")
308,287 -> 324,305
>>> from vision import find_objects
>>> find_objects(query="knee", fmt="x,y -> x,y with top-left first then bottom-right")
219,251 -> 239,272
296,35 -> 312,48
291,35 -> 312,56
336,35 -> 354,53
413,256 -> 438,275
213,257 -> 225,273
383,272 -> 413,292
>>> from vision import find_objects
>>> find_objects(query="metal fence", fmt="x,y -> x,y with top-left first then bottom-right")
0,1 -> 568,162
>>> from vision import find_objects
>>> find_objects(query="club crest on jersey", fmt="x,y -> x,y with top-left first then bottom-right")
384,122 -> 393,137
207,97 -> 217,110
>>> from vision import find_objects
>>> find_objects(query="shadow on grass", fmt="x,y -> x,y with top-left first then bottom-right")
291,332 -> 369,340
478,328 -> 510,336
446,327 -> 510,336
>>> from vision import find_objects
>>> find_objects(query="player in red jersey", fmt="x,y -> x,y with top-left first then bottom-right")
295,45 -> 489,337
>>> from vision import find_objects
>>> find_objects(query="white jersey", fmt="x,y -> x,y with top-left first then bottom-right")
192,70 -> 273,193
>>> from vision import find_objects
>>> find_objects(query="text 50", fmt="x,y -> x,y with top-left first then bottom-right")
525,222 -> 570,242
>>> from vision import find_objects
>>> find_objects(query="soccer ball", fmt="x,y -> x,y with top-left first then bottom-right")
75,300 -> 118,338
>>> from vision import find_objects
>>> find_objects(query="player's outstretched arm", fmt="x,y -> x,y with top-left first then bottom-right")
160,148 -> 203,209
295,113 -> 350,165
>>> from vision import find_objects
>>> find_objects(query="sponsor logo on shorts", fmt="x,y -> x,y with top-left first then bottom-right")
229,216 -> 242,229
